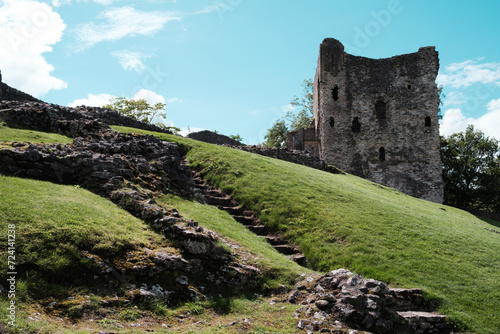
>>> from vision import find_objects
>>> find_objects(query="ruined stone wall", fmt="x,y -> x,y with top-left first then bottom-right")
187,130 -> 243,146
315,38 -> 443,203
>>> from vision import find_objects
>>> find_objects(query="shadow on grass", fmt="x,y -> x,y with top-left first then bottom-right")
474,215 -> 500,229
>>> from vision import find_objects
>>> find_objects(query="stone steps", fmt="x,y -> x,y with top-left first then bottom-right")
398,311 -> 450,334
191,171 -> 306,266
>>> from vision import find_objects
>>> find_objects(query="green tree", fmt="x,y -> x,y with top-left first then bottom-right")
229,134 -> 243,142
263,79 -> 314,148
441,125 -> 500,211
263,120 -> 288,148
104,97 -> 166,124
437,85 -> 445,119
288,78 -> 314,130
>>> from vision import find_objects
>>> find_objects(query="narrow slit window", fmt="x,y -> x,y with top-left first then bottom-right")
332,86 -> 339,101
379,147 -> 386,161
425,116 -> 431,127
329,117 -> 335,128
351,117 -> 361,132
376,101 -> 386,119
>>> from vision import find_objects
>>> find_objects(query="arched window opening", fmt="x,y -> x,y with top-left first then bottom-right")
351,117 -> 361,132
329,117 -> 335,128
379,147 -> 386,162
425,116 -> 431,127
376,101 -> 386,119
332,86 -> 339,101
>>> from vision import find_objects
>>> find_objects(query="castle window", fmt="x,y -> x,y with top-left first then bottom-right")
351,117 -> 361,132
332,86 -> 339,101
407,84 -> 412,90
375,101 -> 386,119
425,116 -> 431,127
329,117 -> 335,128
379,147 -> 386,161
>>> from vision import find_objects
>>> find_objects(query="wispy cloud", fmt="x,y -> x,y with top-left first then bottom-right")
437,59 -> 500,88
443,91 -> 466,107
93,0 -> 119,5
51,0 -> 121,7
72,6 -> 180,52
112,50 -> 150,73
193,4 -> 224,15
166,97 -> 183,103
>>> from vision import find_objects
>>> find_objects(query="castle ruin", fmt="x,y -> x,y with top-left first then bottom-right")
287,38 -> 443,203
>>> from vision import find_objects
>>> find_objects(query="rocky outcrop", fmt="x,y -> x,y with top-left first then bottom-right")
285,269 -> 452,334
0,100 -> 172,136
187,130 -> 243,146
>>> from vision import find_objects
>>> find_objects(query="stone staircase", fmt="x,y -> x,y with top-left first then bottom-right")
390,288 -> 451,334
191,171 -> 307,266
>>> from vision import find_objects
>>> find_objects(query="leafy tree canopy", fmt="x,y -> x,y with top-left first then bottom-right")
104,97 -> 166,125
229,134 -> 243,142
263,79 -> 314,148
441,125 -> 500,212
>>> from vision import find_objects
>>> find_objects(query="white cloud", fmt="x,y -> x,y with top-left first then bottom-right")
166,97 -> 183,103
193,4 -> 224,15
443,91 -> 466,107
72,6 -> 180,52
93,0 -> 119,5
249,110 -> 261,116
68,93 -> 116,107
475,99 -> 500,140
68,89 -> 166,109
51,0 -> 120,7
437,59 -> 500,88
0,0 -> 67,97
440,101 -> 500,140
439,108 -> 472,137
133,89 -> 165,105
112,50 -> 150,73
179,127 -> 206,137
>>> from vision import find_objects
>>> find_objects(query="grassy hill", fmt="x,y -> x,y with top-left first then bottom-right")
0,121 -> 499,333
114,126 -> 500,334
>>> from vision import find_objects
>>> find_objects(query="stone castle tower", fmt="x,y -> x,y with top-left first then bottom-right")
288,38 -> 443,203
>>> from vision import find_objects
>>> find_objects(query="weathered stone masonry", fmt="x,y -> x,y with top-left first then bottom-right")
288,38 -> 444,203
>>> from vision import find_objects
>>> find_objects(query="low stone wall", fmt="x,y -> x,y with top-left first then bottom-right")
235,145 -> 344,174
187,130 -> 243,146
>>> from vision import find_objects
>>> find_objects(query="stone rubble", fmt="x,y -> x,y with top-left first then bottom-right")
286,269 -> 452,334
0,100 -> 261,304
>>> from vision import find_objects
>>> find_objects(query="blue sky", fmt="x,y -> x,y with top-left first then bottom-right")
1,0 -> 500,144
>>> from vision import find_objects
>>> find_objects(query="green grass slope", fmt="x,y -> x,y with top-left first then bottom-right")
0,121 -> 72,144
0,175 -> 166,331
0,124 -> 310,332
114,126 -> 500,334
